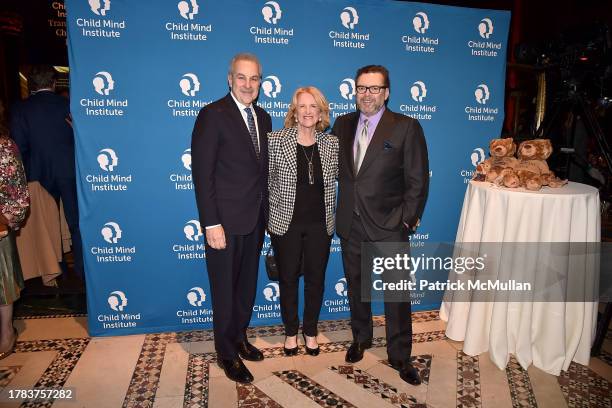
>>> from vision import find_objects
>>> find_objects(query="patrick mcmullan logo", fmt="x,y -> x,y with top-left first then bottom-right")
475,84 -> 490,104
178,0 -> 199,20
93,71 -> 115,95
101,221 -> 122,244
179,73 -> 201,96
412,12 -> 429,34
339,78 -> 355,100
262,75 -> 282,98
97,148 -> 118,172
184,220 -> 203,241
340,7 -> 359,29
186,287 -> 206,306
478,18 -> 493,39
89,0 -> 111,16
410,81 -> 427,102
108,290 -> 127,311
262,1 -> 282,24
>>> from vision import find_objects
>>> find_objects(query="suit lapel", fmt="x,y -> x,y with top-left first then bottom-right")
358,110 -> 394,176
342,114 -> 359,179
281,127 -> 298,175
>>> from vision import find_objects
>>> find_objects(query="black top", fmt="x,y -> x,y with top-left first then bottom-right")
291,143 -> 325,226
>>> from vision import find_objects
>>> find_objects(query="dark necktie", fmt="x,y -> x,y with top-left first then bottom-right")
244,107 -> 260,159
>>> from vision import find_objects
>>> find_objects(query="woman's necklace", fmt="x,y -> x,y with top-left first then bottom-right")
299,143 -> 315,185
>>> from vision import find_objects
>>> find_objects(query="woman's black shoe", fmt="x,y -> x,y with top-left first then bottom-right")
303,334 -> 320,356
284,336 -> 298,356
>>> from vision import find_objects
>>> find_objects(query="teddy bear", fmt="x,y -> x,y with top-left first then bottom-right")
515,139 -> 567,190
473,138 -> 519,187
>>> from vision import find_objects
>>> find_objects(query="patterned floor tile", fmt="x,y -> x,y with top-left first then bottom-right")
274,369 -> 356,407
183,354 -> 214,408
456,351 -> 481,408
0,365 -> 21,388
12,337 -> 90,408
558,361 -> 612,408
330,365 -> 426,407
598,350 -> 612,368
380,355 -> 432,385
505,356 -> 537,408
236,383 -> 283,407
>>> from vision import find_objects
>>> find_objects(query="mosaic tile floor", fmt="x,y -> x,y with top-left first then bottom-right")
0,312 -> 610,407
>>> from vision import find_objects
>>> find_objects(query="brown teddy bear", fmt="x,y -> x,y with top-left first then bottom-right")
515,139 -> 567,190
473,138 -> 519,187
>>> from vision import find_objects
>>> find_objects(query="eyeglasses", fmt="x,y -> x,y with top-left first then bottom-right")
355,85 -> 387,94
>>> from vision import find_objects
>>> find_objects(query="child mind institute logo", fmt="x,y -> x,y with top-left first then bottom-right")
475,84 -> 490,104
184,220 -> 203,241
340,7 -> 359,29
99,290 -> 141,329
181,149 -> 192,171
461,147 -> 486,183
262,75 -> 282,98
478,18 -> 494,39
410,81 -> 427,102
108,290 -> 127,311
179,73 -> 201,96
178,0 -> 199,20
412,12 -> 429,34
324,278 -> 350,314
97,148 -> 118,172
400,80 -> 437,121
178,286 -> 213,324
89,0 -> 111,16
186,287 -> 206,306
465,83 -> 498,122
101,221 -> 122,243
93,71 -> 114,95
173,220 -> 205,261
262,1 -> 282,24
339,79 -> 355,100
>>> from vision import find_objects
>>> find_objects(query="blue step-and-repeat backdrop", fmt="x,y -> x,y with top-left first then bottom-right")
66,0 -> 510,336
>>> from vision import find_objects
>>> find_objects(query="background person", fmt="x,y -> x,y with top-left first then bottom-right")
267,87 -> 338,356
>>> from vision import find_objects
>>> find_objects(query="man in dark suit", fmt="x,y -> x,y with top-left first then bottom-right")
332,65 -> 429,385
191,53 -> 272,384
10,65 -> 83,278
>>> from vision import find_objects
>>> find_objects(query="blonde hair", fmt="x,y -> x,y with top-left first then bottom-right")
284,86 -> 330,132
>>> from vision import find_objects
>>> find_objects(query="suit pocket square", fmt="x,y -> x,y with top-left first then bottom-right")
383,141 -> 393,150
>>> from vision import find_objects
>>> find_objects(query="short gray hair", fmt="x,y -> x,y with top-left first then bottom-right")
28,65 -> 56,91
228,53 -> 262,77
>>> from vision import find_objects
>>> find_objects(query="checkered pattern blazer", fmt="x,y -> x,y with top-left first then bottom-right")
267,127 -> 339,236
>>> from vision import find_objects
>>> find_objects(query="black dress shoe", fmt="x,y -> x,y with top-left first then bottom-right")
345,341 -> 371,363
284,336 -> 298,356
236,340 -> 264,361
399,363 -> 422,386
217,358 -> 254,383
302,334 -> 319,356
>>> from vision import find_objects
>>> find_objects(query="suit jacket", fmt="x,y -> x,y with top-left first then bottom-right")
191,93 -> 272,235
267,127 -> 339,236
10,91 -> 75,194
332,109 -> 429,241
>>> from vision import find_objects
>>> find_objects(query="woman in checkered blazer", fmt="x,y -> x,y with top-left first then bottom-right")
267,86 -> 338,357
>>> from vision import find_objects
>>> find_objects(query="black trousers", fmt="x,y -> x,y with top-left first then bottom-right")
271,222 -> 331,336
205,210 -> 264,360
340,213 -> 413,364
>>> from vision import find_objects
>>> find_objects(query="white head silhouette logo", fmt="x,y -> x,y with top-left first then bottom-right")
262,75 -> 282,98
93,71 -> 115,96
335,278 -> 348,297
177,0 -> 199,20
186,287 -> 206,306
339,78 -> 355,100
97,148 -> 119,172
179,73 -> 201,97
475,84 -> 490,104
101,221 -> 122,244
340,7 -> 359,29
181,149 -> 192,171
89,0 -> 111,16
410,81 -> 427,102
184,219 -> 203,241
262,1 -> 282,24
108,290 -> 128,312
412,12 -> 429,34
263,282 -> 280,301
471,148 -> 486,166
478,18 -> 493,39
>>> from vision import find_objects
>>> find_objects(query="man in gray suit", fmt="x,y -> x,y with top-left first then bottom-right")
332,65 -> 429,386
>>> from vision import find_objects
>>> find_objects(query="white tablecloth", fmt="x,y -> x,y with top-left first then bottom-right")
440,181 -> 600,375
